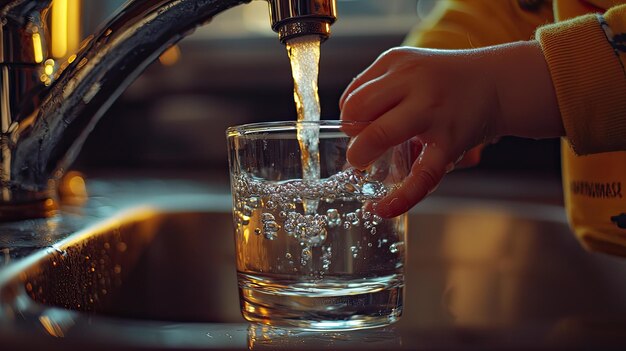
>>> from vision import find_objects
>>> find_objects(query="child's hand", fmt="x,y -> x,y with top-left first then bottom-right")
340,41 -> 562,217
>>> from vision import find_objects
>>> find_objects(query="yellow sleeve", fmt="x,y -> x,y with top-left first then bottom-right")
404,0 -> 554,49
536,4 -> 626,155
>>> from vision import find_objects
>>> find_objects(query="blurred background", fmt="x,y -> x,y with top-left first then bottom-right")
67,0 -> 561,185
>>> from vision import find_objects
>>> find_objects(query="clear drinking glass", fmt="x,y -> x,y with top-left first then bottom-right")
226,120 -> 412,331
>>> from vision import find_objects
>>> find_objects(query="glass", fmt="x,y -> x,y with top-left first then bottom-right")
226,120 -> 412,330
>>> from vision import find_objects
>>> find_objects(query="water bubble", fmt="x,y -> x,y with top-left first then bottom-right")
296,223 -> 308,238
370,227 -> 377,235
343,222 -> 351,229
264,221 -> 280,232
284,213 -> 328,246
321,246 -> 332,270
254,228 -> 262,236
371,215 -> 382,226
367,242 -> 373,247
350,246 -> 359,258
308,227 -> 327,246
260,213 -> 280,239
362,211 -> 372,220
326,209 -> 341,228
248,197 -> 260,208
265,200 -> 276,210
345,212 -> 359,226
389,242 -> 404,254
301,247 -> 312,266
242,205 -> 253,216
279,211 -> 287,218
285,252 -> 292,259
264,231 -> 278,240
284,217 -> 296,235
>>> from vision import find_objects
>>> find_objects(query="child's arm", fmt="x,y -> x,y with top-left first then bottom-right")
536,5 -> 626,155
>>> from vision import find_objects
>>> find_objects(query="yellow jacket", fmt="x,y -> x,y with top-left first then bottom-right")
405,0 -> 626,256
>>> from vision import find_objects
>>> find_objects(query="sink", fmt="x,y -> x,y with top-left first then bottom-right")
2,179 -> 626,350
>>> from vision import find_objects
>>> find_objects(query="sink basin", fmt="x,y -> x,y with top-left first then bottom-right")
2,180 -> 626,350
9,209 -> 242,323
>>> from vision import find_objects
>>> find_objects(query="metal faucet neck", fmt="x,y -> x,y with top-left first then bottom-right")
267,0 -> 337,43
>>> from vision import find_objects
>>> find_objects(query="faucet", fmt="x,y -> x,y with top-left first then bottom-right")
0,0 -> 337,220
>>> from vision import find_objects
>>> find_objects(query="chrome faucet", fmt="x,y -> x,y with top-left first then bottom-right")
0,0 -> 337,220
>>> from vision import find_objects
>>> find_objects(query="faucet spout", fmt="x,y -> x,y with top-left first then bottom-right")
267,0 -> 337,43
0,0 -> 337,220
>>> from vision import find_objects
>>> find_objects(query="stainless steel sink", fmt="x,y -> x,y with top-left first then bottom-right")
2,179 -> 626,350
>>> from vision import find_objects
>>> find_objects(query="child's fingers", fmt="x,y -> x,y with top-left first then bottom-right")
346,102 -> 430,169
373,143 -> 448,218
340,69 -> 387,110
339,49 -> 401,109
340,74 -> 406,124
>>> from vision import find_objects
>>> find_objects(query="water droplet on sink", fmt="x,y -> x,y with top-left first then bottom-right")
117,242 -> 127,252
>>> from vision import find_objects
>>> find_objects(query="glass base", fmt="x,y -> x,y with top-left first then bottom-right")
238,273 -> 403,331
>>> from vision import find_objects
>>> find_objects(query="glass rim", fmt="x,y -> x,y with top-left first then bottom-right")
226,120 -> 369,137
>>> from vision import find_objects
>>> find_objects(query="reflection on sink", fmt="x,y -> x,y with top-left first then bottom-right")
2,190 -> 626,349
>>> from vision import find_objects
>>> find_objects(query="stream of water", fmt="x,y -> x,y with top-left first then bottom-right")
286,35 -> 322,215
